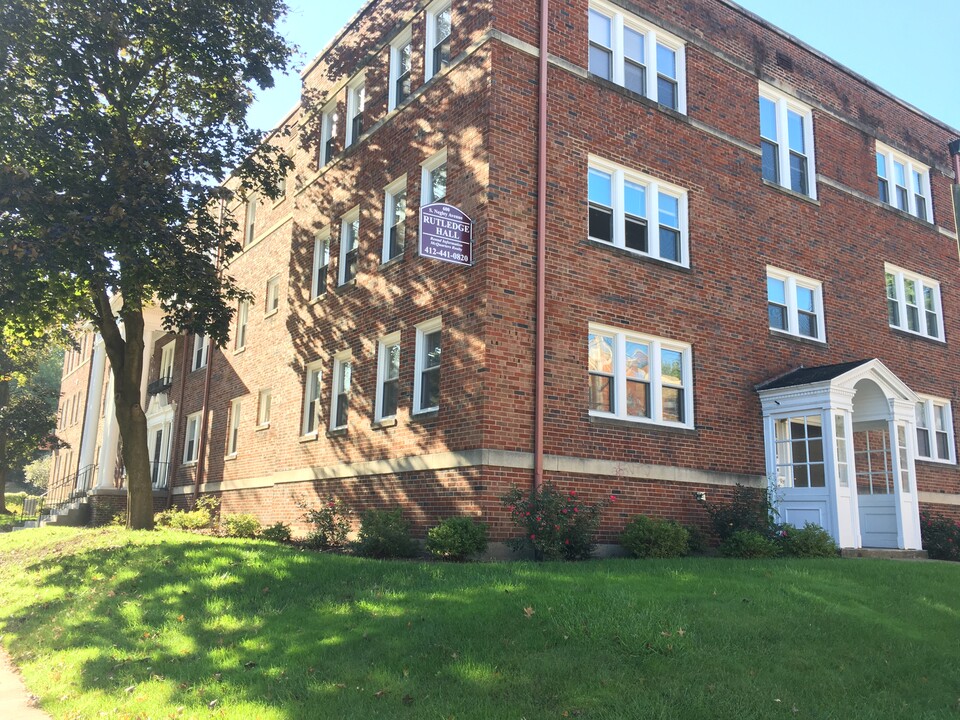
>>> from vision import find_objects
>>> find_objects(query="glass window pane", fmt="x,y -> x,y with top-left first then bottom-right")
625,342 -> 649,380
934,404 -> 947,432
759,97 -> 778,139
657,77 -> 677,110
659,227 -> 680,262
589,206 -> 613,242
624,217 -> 647,252
588,169 -> 612,207
809,464 -> 825,488
589,375 -> 613,413
659,193 -> 679,228
589,46 -> 612,80
796,286 -> 815,312
625,181 -> 646,218
626,380 -> 650,418
624,27 -> 644,62
917,427 -> 931,457
662,387 -> 683,423
431,165 -> 447,202
894,161 -> 906,186
588,10 -> 611,46
387,344 -> 400,379
768,304 -> 787,330
789,153 -> 807,194
661,349 -> 683,386
624,60 -> 644,94
876,152 -> 887,178
656,44 -> 676,78
425,331 -> 441,368
787,111 -> 805,153
767,277 -> 786,304
878,177 -> 889,204
588,333 -> 614,374
761,140 -> 778,183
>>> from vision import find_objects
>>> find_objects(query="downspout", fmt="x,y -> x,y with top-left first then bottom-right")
192,196 -> 227,503
167,332 -> 190,509
949,139 -> 960,262
534,0 -> 549,492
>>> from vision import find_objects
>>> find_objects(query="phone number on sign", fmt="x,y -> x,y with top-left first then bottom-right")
422,246 -> 470,263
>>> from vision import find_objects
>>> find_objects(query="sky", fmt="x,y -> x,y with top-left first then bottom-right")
248,0 -> 960,135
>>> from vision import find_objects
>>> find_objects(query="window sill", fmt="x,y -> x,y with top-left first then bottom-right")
915,456 -> 956,466
379,255 -> 404,271
298,433 -> 318,443
761,178 -> 820,206
586,72 -> 687,119
191,366 -> 206,373
769,328 -> 827,346
588,413 -> 697,435
255,423 -> 270,432
224,453 -> 237,462
182,460 -> 198,468
586,238 -> 691,273
336,278 -> 358,292
410,409 -> 439,423
233,347 -> 246,356
888,326 -> 946,345
879,202 -> 935,228
372,417 -> 398,430
326,427 -> 348,438
309,293 -> 327,306
264,309 -> 279,319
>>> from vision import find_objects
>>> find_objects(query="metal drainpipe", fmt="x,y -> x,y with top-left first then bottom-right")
534,0 -> 549,492
193,196 -> 227,503
950,140 -> 960,262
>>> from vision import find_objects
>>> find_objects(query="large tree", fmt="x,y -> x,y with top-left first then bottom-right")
0,339 -> 62,514
0,1 -> 293,528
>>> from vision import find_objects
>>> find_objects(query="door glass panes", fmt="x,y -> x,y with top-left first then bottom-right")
897,424 -> 910,492
623,28 -> 645,94
588,169 -> 613,242
625,341 -> 650,418
588,10 -> 612,80
661,348 -> 684,423
775,415 -> 825,488
787,110 -> 807,194
759,96 -> 779,183
835,415 -> 849,488
588,333 -> 615,412
796,285 -> 817,338
767,277 -> 787,330
656,44 -> 678,110
624,181 -> 647,251
658,193 -> 680,262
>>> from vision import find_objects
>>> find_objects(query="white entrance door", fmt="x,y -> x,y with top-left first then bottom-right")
854,428 -> 898,548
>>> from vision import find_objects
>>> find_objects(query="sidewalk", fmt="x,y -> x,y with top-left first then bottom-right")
0,647 -> 51,719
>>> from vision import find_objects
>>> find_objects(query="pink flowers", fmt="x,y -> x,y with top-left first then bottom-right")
610,495 -> 617,502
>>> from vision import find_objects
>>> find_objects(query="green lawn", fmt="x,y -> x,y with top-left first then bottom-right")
1,528 -> 958,719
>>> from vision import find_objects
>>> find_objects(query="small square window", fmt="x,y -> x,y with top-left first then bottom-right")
183,412 -> 201,464
257,389 -> 272,427
339,209 -> 360,285
414,318 -> 442,414
383,177 -> 408,263
318,100 -> 338,167
766,267 -> 826,341
227,399 -> 241,456
421,149 -> 447,205
235,300 -> 249,350
875,143 -> 932,222
885,264 -> 943,340
915,396 -> 954,464
265,276 -> 281,315
345,76 -> 366,147
330,352 -> 352,430
759,85 -> 816,199
192,334 -> 208,371
312,231 -> 330,298
302,363 -> 323,436
390,29 -> 413,110
426,1 -> 452,81
376,333 -> 401,421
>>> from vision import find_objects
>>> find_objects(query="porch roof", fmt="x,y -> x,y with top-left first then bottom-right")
755,360 -> 872,391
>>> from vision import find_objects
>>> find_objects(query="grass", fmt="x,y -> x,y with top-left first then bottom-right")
1,528 -> 959,719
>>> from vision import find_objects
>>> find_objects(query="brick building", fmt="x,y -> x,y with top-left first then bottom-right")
53,0 -> 960,550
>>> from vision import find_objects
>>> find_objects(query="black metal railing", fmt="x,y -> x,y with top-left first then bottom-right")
42,464 -> 97,519
148,374 -> 174,395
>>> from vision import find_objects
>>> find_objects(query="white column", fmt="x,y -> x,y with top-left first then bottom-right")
97,371 -> 120,488
76,334 -> 106,491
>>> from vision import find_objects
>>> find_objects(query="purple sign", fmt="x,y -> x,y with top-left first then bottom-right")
419,202 -> 473,267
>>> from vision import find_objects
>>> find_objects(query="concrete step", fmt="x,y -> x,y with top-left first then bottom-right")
841,548 -> 928,560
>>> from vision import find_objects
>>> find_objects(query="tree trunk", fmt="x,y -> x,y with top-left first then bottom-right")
0,466 -> 9,515
98,297 -> 154,530
0,378 -> 8,514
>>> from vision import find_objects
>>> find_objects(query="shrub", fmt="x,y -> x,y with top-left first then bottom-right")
701,484 -> 774,542
720,529 -> 781,558
426,517 -> 488,561
155,495 -> 219,531
919,511 -> 960,561
501,482 -> 612,561
301,497 -> 352,550
780,522 -> 838,558
262,521 -> 292,544
220,513 -> 261,539
684,524 -> 708,554
354,508 -> 418,559
620,515 -> 690,558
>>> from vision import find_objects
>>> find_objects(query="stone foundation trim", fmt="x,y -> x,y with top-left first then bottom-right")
170,448 -> 764,495
918,491 -> 960,507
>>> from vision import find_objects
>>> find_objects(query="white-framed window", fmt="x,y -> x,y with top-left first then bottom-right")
587,0 -> 686,113
330,351 -> 352,430
425,0 -> 452,81
375,332 -> 401,421
759,85 -> 816,198
414,317 -> 442,414
345,75 -> 366,148
587,324 -> 693,428
257,388 -> 272,428
192,333 -> 208,371
312,229 -> 330,298
339,207 -> 360,285
766,267 -> 826,341
183,411 -> 201,464
915,396 -> 955,464
301,362 -> 323,436
274,169 -> 287,202
389,28 -> 413,110
885,264 -> 944,340
265,275 -> 281,315
587,156 -> 688,266
227,399 -> 241,456
421,149 -> 447,205
383,177 -> 407,262
159,341 -> 176,384
319,99 -> 338,167
235,299 -> 249,350
773,415 -> 826,488
244,193 -> 258,247
876,142 -> 932,222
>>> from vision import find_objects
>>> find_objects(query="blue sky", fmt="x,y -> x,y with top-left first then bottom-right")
249,0 -> 960,137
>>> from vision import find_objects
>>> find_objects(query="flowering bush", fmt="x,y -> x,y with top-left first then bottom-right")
919,511 -> 960,561
700,483 -> 774,542
300,497 -> 352,550
501,482 -> 613,561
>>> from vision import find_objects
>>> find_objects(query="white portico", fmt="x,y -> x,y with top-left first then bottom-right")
758,359 -> 922,550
